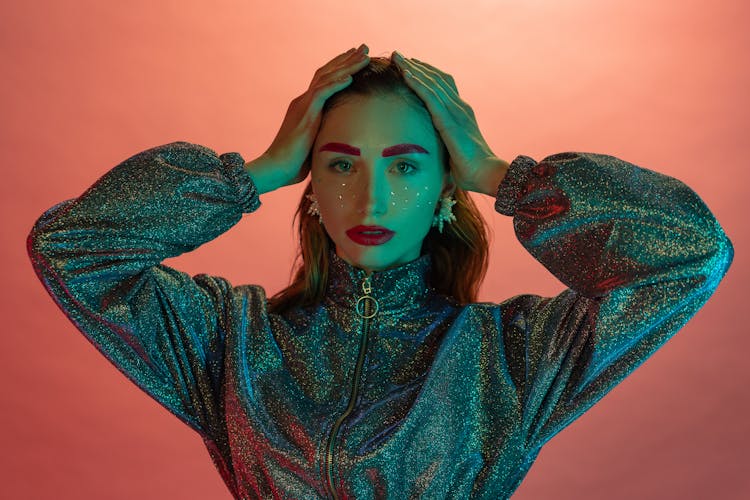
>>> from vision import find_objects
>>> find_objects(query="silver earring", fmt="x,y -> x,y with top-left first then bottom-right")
432,195 -> 457,234
305,193 -> 324,224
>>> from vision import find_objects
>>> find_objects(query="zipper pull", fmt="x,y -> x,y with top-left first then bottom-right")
355,274 -> 379,319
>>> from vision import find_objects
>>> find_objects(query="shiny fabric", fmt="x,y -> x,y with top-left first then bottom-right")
27,142 -> 733,499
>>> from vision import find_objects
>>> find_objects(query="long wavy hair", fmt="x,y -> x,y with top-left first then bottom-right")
267,56 -> 490,315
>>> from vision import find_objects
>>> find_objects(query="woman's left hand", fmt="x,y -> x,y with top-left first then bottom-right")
391,51 -> 507,195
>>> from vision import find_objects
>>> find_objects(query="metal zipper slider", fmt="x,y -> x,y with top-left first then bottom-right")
355,274 -> 379,319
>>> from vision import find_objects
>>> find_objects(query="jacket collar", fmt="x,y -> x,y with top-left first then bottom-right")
324,247 -> 434,313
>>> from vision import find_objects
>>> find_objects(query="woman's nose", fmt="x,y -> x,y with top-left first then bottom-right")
356,174 -> 390,216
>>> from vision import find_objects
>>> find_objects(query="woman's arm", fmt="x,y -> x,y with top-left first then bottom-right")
27,141 -> 261,439
492,151 -> 733,453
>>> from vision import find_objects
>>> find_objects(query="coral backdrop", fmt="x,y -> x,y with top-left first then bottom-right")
4,0 -> 747,498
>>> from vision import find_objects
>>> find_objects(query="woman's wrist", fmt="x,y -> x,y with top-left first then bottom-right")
476,157 -> 510,196
244,156 -> 278,195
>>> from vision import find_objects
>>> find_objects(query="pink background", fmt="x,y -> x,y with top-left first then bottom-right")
4,0 -> 747,498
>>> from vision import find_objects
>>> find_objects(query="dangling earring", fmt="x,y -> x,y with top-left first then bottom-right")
432,195 -> 457,234
305,193 -> 324,224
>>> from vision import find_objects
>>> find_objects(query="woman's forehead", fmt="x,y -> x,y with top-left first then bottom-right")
318,97 -> 438,150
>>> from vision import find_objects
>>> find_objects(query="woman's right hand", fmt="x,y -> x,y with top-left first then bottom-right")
245,43 -> 370,195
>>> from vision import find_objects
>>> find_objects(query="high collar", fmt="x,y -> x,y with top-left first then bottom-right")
324,247 -> 435,313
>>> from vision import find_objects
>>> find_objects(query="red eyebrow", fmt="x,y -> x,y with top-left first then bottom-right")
382,144 -> 430,157
318,142 -> 429,157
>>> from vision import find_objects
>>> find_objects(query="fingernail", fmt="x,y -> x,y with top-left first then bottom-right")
357,43 -> 367,53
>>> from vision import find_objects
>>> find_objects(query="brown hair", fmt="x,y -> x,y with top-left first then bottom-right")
267,57 -> 490,315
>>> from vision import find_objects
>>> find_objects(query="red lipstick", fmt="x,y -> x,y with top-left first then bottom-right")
346,225 -> 395,246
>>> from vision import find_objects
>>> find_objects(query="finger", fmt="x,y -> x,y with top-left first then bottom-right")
332,47 -> 357,62
400,67 -> 447,121
392,53 -> 451,90
314,47 -> 360,80
326,51 -> 370,83
398,57 -> 469,120
411,58 -> 458,92
311,53 -> 370,101
312,50 -> 369,88
396,55 -> 459,100
402,67 -> 474,136
400,61 -> 456,109
330,53 -> 369,80
336,44 -> 368,65
328,46 -> 369,74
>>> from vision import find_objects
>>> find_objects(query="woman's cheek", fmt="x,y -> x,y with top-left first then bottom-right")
334,183 -> 348,209
389,184 -> 434,213
316,178 -> 437,215
315,179 -> 350,211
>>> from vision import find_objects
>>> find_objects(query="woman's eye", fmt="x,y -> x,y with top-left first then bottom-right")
396,161 -> 417,174
327,160 -> 417,175
329,160 -> 352,173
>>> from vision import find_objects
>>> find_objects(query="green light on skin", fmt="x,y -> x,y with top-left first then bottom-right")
310,95 -> 455,274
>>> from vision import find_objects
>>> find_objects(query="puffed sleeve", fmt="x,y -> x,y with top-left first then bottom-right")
26,141 -> 261,438
494,152 -> 734,453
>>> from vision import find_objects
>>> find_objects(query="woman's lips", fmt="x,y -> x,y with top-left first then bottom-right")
346,226 -> 395,246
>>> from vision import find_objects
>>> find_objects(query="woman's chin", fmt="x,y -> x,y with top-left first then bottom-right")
336,245 -> 391,271
335,243 -> 420,274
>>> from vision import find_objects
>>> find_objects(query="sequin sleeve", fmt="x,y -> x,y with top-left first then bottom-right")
494,152 -> 734,453
26,141 -> 261,437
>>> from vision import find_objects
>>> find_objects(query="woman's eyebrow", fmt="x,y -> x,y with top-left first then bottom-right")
318,142 -> 430,156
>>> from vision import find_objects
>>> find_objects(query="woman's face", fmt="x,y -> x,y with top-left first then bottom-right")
310,94 -> 455,274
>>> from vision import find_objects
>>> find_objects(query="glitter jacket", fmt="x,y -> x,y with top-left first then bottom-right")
27,141 -> 733,499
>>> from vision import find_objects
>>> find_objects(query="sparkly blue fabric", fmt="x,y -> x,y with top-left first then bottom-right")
27,142 -> 733,499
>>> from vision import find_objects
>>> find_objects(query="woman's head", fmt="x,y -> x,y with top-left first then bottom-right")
268,57 -> 490,313
311,90 -> 455,274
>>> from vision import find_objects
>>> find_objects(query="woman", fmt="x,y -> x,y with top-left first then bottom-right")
27,43 -> 734,499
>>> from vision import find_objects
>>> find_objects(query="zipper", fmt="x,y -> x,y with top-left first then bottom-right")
324,273 -> 379,499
